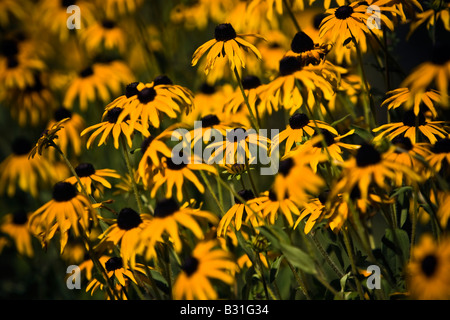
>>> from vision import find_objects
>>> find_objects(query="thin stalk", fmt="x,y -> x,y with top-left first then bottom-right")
282,0 -> 302,32
245,156 -> 259,196
285,258 -> 311,299
232,67 -> 260,130
309,232 -> 345,279
255,252 -> 270,300
342,227 -> 366,300
199,170 -> 226,216
120,135 -> 144,213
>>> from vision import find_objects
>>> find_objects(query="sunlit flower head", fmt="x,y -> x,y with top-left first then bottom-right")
0,210 -> 34,257
65,162 -> 121,197
81,106 -> 150,150
137,198 -> 218,259
372,110 -> 448,144
0,137 -> 54,198
407,234 -> 450,300
81,19 -> 128,55
426,137 -> 450,175
29,181 -> 96,253
284,31 -> 332,67
191,23 -> 263,75
256,189 -> 301,227
173,240 -> 238,300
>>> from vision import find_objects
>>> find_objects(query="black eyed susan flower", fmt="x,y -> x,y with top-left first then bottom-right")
86,256 -> 148,298
0,0 -> 26,27
96,0 -> 144,18
273,155 -> 325,205
45,107 -> 85,160
151,74 -> 195,116
217,189 -> 262,237
293,192 -> 327,234
372,110 -> 448,144
0,210 -> 34,257
407,234 -> 450,300
284,31 -> 332,67
38,0 -> 96,41
436,191 -> 450,229
173,240 -> 238,300
1,73 -> 55,127
332,143 -> 422,204
150,154 -> 217,202
81,106 -> 150,150
401,43 -> 450,107
137,198 -> 218,259
63,60 -> 134,111
426,137 -> 450,175
256,189 -> 301,227
28,118 -> 69,160
381,87 -> 442,118
278,113 -> 338,155
28,182 -> 96,253
65,162 -> 121,197
81,19 -> 128,55
190,114 -> 236,146
258,56 -> 336,114
0,52 -> 45,90
116,82 -> 189,131
385,136 -> 432,179
191,23 -> 263,74
223,75 -> 264,118
289,128 -> 359,172
96,207 -> 151,268
205,127 -> 270,165
0,137 -> 54,198
408,2 -> 450,38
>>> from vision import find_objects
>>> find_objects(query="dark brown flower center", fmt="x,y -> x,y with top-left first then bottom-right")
140,136 -> 154,154
7,56 -> 18,69
182,256 -> 199,276
234,189 -> 255,204
313,129 -> 336,148
106,107 -> 123,123
289,113 -> 310,129
199,83 -> 216,94
335,5 -> 354,19
431,44 -> 450,65
392,136 -> 413,152
11,137 -> 32,155
153,74 -> 173,86
242,75 -> 262,90
12,210 -> 28,225
214,23 -> 237,42
125,82 -> 140,98
421,254 -> 438,277
201,114 -> 220,128
75,163 -> 96,177
117,208 -> 142,230
154,198 -> 180,218
279,56 -> 302,76
278,157 -> 295,176
432,138 -> 450,154
318,191 -> 330,205
54,107 -> 72,121
79,67 -> 94,78
138,87 -> 157,104
402,110 -> 426,127
291,31 -> 315,53
52,182 -> 77,202
166,151 -> 188,170
313,13 -> 327,30
101,20 -> 116,29
356,144 -> 382,167
105,257 -> 123,272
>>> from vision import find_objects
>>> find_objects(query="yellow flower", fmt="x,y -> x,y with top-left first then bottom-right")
173,240 -> 238,300
293,194 -> 327,234
284,31 -> 332,67
63,61 -> 134,111
81,106 -> 150,150
65,162 -> 121,197
217,189 -> 263,236
408,2 -> 450,38
372,110 -> 448,144
426,137 -> 450,175
1,137 -> 54,197
278,112 -> 338,155
137,198 -> 218,259
381,87 -> 442,118
256,190 -> 302,227
81,19 -> 128,54
95,0 -> 144,19
0,52 -> 45,90
96,208 -> 151,268
192,23 -> 263,75
407,234 -> 450,300
0,210 -> 34,257
28,181 -> 96,253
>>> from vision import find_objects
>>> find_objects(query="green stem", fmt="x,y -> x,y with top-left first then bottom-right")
232,67 -> 260,131
285,258 -> 311,299
282,0 -> 302,32
342,227 -> 366,300
120,135 -> 144,213
199,170 -> 226,216
245,156 -> 259,196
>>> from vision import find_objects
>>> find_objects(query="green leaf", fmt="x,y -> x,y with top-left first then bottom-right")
269,256 -> 283,283
279,243 -> 317,275
350,124 -> 373,141
330,114 -> 352,128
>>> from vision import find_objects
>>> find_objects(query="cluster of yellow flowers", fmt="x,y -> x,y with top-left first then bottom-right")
1,0 -> 450,301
